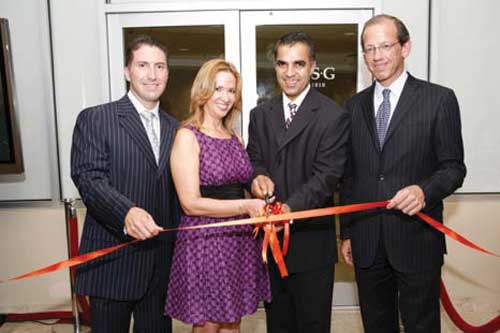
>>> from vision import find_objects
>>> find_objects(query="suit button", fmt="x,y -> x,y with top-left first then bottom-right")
378,174 -> 384,181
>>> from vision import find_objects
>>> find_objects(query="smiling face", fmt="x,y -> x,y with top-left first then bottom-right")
203,71 -> 237,121
275,42 -> 316,101
362,18 -> 411,87
124,44 -> 168,109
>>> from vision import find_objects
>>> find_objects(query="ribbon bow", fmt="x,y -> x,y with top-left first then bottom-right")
253,201 -> 290,277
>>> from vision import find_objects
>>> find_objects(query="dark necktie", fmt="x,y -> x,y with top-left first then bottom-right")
376,89 -> 391,147
285,103 -> 298,129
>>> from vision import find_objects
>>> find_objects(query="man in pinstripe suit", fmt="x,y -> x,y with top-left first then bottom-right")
71,36 -> 178,333
340,15 -> 466,333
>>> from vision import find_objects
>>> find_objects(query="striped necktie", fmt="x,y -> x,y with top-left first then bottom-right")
285,102 -> 298,129
375,89 -> 391,147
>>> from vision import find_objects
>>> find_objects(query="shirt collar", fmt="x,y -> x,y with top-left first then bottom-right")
127,90 -> 160,118
374,71 -> 408,100
283,84 -> 311,111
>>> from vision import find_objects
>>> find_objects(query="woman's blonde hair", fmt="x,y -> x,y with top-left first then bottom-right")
183,58 -> 242,132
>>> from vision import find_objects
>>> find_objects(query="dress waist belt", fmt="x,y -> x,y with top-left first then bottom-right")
199,183 -> 244,200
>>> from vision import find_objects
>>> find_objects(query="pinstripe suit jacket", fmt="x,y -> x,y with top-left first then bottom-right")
71,95 -> 179,300
340,73 -> 466,273
247,88 -> 350,273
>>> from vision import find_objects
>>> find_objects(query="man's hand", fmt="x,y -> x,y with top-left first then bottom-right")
274,203 -> 291,232
340,239 -> 353,266
124,207 -> 163,240
387,185 -> 426,216
251,175 -> 275,199
280,203 -> 291,214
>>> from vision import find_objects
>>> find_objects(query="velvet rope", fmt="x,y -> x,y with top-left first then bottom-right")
440,279 -> 500,333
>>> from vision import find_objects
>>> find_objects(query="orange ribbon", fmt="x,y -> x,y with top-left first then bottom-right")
1,201 -> 499,283
416,211 -> 500,257
253,201 -> 290,277
0,241 -> 137,283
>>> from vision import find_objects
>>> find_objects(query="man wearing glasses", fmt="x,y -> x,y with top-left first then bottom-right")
340,14 -> 466,333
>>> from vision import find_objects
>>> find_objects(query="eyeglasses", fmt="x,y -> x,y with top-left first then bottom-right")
363,42 -> 400,56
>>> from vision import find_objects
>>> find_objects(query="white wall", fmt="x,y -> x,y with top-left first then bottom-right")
0,204 -> 83,313
382,0 -> 429,79
0,0 -> 101,314
51,0 -> 108,200
0,0 -> 59,201
430,0 -> 500,192
443,196 -> 500,302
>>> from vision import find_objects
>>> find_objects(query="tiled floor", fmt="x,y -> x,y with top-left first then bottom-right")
1,306 -> 497,332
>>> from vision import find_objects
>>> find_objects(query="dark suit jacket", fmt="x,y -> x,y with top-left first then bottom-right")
340,73 -> 466,273
247,88 -> 350,273
71,95 -> 179,300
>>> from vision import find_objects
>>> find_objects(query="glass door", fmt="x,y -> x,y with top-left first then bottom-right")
241,9 -> 373,306
107,11 -> 240,124
240,9 -> 372,142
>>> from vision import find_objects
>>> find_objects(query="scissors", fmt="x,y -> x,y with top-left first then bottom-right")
264,194 -> 271,205
264,194 -> 273,216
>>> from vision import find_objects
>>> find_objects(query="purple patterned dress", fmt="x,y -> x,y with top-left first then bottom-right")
165,126 -> 271,324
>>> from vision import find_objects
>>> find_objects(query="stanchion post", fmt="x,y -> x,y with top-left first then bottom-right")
64,198 -> 81,333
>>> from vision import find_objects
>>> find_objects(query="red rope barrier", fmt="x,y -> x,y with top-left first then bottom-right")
440,279 -> 500,333
4,213 -> 92,325
68,215 -> 91,323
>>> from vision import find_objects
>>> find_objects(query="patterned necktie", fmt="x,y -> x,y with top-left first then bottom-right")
285,103 -> 298,129
141,111 -> 160,164
375,89 -> 391,147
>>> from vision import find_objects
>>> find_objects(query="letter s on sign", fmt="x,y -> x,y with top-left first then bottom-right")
311,67 -> 321,80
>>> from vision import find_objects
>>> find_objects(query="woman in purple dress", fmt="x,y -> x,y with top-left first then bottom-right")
165,59 -> 271,332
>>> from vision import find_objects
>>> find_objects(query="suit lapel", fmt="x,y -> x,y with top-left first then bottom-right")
360,84 -> 382,151
158,110 -> 175,173
278,89 -> 319,151
116,96 -> 158,168
268,96 -> 287,148
383,74 -> 419,145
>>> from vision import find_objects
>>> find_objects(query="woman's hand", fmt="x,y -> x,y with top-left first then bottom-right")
241,199 -> 266,217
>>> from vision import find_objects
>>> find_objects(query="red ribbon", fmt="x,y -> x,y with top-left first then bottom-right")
2,201 -> 498,283
0,241 -> 137,283
2,201 -> 499,332
253,201 -> 290,277
67,214 -> 91,323
417,211 -> 500,257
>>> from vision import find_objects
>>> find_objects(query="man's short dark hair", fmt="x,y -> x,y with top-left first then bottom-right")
361,14 -> 410,51
273,31 -> 316,61
124,35 -> 168,66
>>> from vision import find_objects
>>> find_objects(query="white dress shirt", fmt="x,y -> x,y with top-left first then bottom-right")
282,84 -> 311,123
373,71 -> 408,125
128,90 -> 161,163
